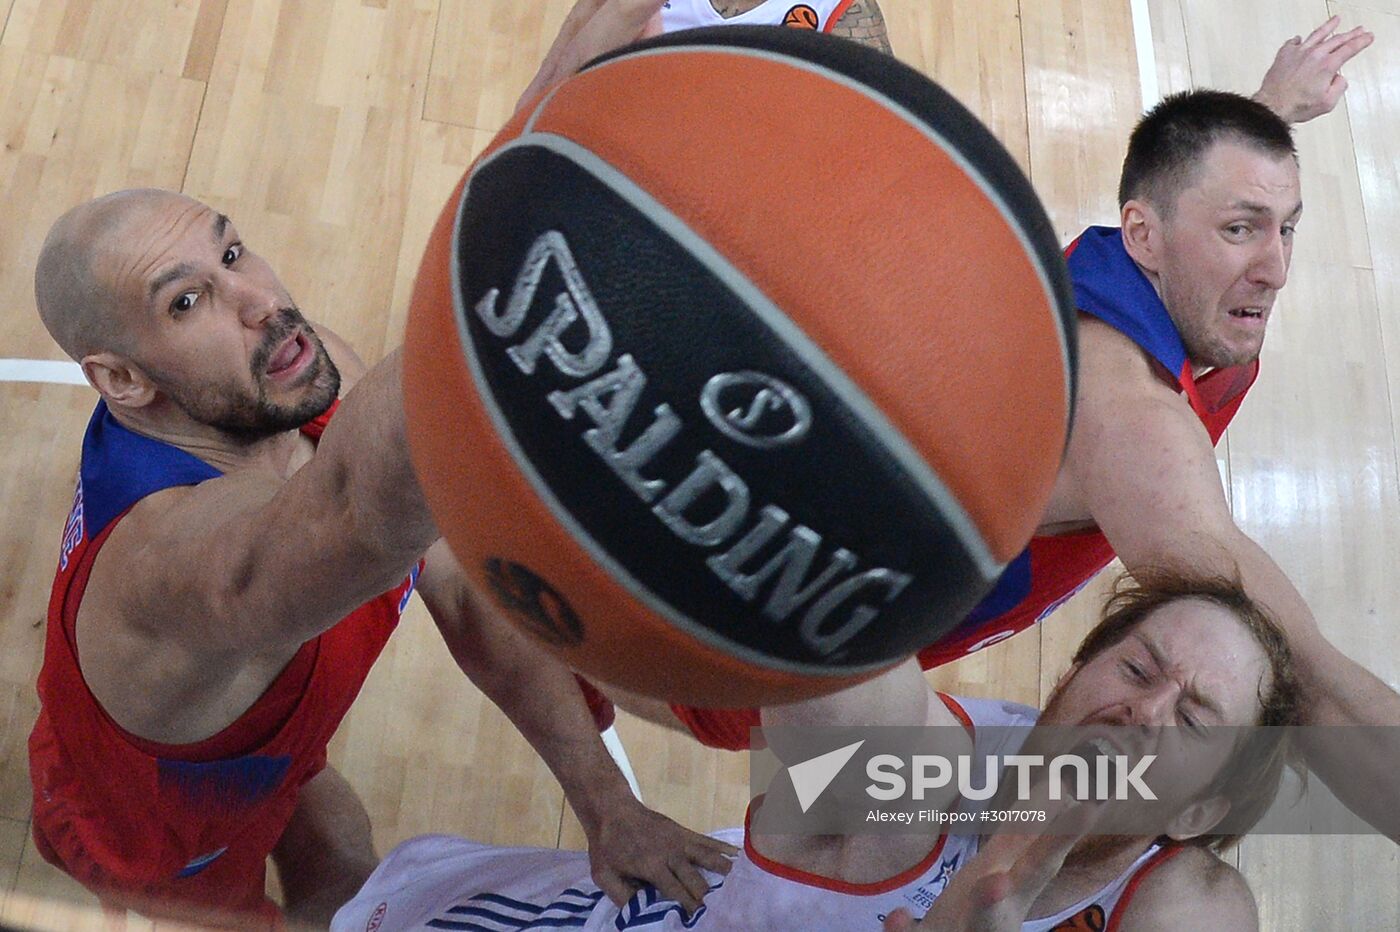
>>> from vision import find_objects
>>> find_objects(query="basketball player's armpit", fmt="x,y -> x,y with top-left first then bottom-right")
830,0 -> 893,55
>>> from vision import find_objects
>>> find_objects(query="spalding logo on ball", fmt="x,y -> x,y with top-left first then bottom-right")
405,27 -> 1076,707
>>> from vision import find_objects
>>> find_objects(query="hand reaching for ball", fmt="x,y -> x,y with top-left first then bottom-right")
518,0 -> 666,112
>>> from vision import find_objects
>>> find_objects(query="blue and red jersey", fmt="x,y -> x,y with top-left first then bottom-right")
914,225 -> 1258,666
29,400 -> 418,921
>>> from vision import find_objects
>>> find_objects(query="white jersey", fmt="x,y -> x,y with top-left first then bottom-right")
333,697 -> 1178,932
947,695 -> 1185,931
660,0 -> 852,34
331,827 -> 976,932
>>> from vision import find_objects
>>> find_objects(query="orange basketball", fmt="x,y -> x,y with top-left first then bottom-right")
404,27 -> 1075,707
782,5 -> 820,29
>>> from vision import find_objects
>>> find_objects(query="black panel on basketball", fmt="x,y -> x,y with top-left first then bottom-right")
453,141 -> 990,670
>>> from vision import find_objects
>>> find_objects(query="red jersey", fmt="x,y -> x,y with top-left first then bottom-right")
28,400 -> 419,922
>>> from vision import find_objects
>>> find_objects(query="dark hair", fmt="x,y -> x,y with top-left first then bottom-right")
1117,89 -> 1296,215
1074,569 -> 1304,851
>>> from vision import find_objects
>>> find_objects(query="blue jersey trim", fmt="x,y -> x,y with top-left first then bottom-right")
959,549 -> 1031,631
80,401 -> 222,537
1066,226 -> 1188,382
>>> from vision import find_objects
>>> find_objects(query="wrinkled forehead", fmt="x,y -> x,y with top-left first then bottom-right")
1132,601 -> 1273,722
85,193 -> 219,296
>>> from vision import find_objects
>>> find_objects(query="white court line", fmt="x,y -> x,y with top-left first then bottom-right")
0,358 -> 89,386
1130,0 -> 1161,111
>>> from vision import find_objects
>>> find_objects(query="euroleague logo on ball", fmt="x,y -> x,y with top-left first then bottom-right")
484,557 -> 585,647
783,4 -> 821,29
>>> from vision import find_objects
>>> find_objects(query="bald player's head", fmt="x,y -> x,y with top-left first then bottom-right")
35,188 -> 197,361
34,189 -> 341,441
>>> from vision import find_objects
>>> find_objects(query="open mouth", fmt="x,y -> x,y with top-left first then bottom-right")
1228,307 -> 1265,320
265,332 -> 309,377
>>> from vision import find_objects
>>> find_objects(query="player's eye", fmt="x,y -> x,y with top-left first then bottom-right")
223,243 -> 243,265
1179,708 -> 1206,735
171,291 -> 199,315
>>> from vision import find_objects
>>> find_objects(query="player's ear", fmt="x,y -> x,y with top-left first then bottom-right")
1163,794 -> 1230,841
83,352 -> 159,410
1120,199 -> 1165,275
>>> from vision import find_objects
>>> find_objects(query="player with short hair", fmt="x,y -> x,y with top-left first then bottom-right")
614,18 -> 1400,841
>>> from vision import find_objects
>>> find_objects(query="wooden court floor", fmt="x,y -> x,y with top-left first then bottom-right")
1,0 -> 1398,927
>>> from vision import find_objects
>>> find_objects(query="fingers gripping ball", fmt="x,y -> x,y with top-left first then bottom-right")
404,27 -> 1076,707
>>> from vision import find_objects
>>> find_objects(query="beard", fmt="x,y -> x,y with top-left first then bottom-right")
1159,277 -> 1266,370
154,307 -> 342,441
1174,310 -> 1264,370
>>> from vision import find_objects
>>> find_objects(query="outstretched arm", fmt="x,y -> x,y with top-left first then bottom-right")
1068,318 -> 1400,842
517,0 -> 666,111
416,540 -> 735,915
1252,15 -> 1373,123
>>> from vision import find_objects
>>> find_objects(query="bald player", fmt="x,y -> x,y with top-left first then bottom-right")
25,2 -> 733,926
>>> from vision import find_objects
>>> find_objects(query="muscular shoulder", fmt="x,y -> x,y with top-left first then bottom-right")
1069,314 -> 1204,448
1117,846 -> 1258,931
1077,314 -> 1175,396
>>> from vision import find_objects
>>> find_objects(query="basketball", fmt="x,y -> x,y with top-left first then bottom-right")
403,26 -> 1076,707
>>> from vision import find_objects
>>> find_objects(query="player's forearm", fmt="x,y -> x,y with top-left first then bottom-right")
1228,539 -> 1400,841
435,592 -> 635,827
307,348 -> 437,570
829,0 -> 893,55
1288,633 -> 1400,843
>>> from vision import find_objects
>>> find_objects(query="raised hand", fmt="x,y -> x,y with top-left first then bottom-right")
883,796 -> 1102,931
1253,15 -> 1374,124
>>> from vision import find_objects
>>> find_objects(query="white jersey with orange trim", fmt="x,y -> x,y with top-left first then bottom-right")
945,695 -> 1187,932
660,0 -> 854,34
330,696 -> 1179,932
1022,844 -> 1183,932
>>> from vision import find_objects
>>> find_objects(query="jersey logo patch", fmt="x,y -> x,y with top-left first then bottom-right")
1050,903 -> 1106,931
783,4 -> 820,28
176,846 -> 228,878
58,480 -> 85,571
